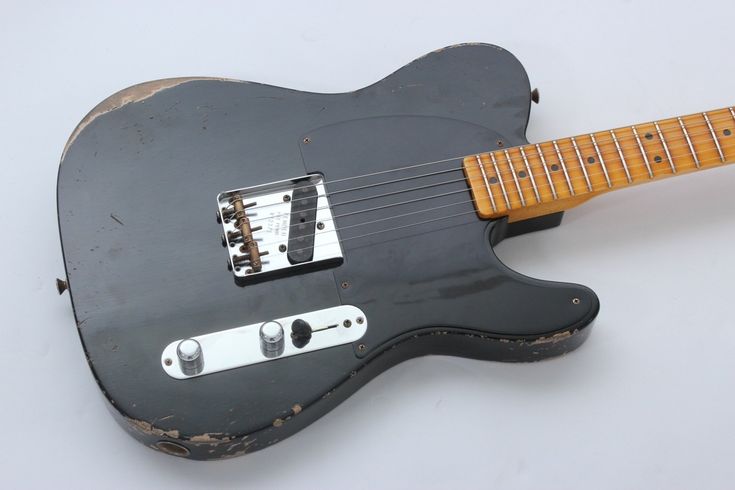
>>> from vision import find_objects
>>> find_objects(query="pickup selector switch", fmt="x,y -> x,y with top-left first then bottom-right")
260,321 -> 285,358
290,319 -> 312,348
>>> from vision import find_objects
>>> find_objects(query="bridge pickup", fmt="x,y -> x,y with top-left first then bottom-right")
217,174 -> 343,284
287,181 -> 319,264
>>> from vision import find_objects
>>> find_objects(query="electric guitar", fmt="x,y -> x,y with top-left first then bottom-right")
56,43 -> 734,459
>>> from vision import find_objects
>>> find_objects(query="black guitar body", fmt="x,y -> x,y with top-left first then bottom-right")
58,43 -> 599,459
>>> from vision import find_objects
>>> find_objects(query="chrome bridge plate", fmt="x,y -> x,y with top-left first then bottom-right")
161,305 -> 367,379
217,174 -> 343,282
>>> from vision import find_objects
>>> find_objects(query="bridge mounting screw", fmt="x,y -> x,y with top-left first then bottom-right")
572,297 -> 581,305
317,222 -> 325,230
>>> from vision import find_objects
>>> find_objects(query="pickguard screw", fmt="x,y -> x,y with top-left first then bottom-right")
572,298 -> 581,305
283,195 -> 291,202
356,316 -> 364,324
341,281 -> 350,289
316,222 -> 325,230
279,244 -> 287,252
343,319 -> 352,328
357,344 -> 366,352
164,358 -> 172,366
303,137 -> 311,144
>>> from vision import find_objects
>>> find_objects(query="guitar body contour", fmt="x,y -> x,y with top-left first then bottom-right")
58,43 -> 599,459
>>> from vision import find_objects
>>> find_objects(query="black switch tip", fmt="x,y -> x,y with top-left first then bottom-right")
291,319 -> 312,348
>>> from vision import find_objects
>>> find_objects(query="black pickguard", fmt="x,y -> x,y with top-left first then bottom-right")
57,43 -> 599,459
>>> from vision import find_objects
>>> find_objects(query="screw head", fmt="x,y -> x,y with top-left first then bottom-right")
572,297 -> 581,305
303,137 -> 311,144
316,221 -> 325,230
357,344 -> 367,352
356,316 -> 364,324
279,244 -> 287,252
343,319 -> 352,328
340,281 -> 350,289
283,194 -> 291,202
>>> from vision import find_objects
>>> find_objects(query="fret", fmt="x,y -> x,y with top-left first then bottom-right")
518,146 -> 541,203
631,126 -> 654,178
702,112 -> 725,163
552,140 -> 575,196
609,130 -> 633,183
535,143 -> 557,200
570,137 -> 593,192
589,133 -> 612,188
730,107 -> 735,123
504,150 -> 526,207
677,117 -> 700,168
474,155 -> 497,213
489,152 -> 511,209
653,121 -> 676,173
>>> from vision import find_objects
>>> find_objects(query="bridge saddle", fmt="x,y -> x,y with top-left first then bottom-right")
216,174 -> 343,283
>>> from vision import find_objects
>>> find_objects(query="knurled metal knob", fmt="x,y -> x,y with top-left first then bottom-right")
260,321 -> 284,358
177,339 -> 203,376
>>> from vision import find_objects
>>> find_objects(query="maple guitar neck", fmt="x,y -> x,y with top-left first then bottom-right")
463,106 -> 735,222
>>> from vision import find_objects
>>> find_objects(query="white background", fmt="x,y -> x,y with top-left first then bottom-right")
2,1 -> 734,488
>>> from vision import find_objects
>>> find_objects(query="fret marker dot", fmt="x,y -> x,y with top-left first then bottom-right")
518,171 -> 527,178
489,176 -> 499,184
550,164 -> 559,171
587,156 -> 595,164
725,129 -> 732,136
644,132 -> 653,140
654,155 -> 662,163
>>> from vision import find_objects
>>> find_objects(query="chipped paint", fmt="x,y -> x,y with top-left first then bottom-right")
61,76 -> 242,161
189,432 -> 231,444
126,417 -> 180,439
272,418 -> 284,428
528,330 -> 575,346
291,404 -> 302,415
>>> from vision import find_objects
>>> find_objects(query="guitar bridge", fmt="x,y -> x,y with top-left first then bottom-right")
217,174 -> 343,283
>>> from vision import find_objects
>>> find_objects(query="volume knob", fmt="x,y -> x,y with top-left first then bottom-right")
260,321 -> 285,358
176,339 -> 203,376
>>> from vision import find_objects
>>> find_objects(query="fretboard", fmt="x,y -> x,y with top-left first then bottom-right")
463,106 -> 735,221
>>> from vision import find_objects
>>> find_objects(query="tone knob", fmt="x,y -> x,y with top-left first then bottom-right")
260,321 -> 285,358
176,339 -> 203,376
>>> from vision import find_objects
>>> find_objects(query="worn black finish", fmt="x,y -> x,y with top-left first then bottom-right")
57,43 -> 599,460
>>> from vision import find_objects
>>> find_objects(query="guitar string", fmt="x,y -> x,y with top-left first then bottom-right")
291,109 -> 735,189
234,112 -> 735,223
228,109 -> 735,209
263,155 -> 733,262
241,142 -> 735,256
224,132 -> 735,248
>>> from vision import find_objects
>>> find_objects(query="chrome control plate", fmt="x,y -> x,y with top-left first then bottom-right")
161,305 -> 367,379
217,174 -> 343,282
